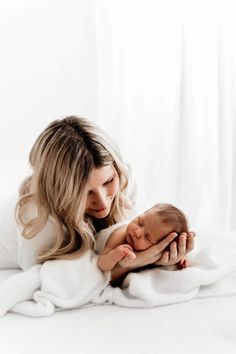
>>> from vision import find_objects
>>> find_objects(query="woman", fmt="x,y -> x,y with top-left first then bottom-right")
0,116 -> 194,282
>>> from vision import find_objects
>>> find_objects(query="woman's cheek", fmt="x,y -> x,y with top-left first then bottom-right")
112,179 -> 120,198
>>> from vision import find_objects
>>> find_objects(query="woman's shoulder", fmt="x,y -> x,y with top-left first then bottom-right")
15,197 -> 58,270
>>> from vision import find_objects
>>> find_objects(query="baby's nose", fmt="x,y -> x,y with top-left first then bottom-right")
134,229 -> 142,239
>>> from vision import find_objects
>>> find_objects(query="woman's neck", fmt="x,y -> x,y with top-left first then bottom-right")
92,216 -> 109,232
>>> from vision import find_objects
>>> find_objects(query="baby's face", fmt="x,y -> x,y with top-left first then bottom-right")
125,208 -> 174,251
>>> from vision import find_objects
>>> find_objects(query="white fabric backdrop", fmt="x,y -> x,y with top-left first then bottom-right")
0,0 -> 235,231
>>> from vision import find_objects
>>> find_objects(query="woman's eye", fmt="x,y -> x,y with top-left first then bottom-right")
104,177 -> 114,185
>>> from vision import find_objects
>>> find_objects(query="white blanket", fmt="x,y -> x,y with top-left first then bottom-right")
0,228 -> 236,317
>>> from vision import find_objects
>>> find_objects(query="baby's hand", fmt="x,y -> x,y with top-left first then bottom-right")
98,244 -> 136,272
118,244 -> 136,268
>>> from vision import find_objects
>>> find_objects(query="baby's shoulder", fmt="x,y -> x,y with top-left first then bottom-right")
106,225 -> 127,248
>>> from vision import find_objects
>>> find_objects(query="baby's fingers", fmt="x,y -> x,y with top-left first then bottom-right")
119,251 -> 136,267
126,250 -> 136,260
122,244 -> 134,251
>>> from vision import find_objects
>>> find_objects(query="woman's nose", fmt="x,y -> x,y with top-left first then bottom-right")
93,190 -> 107,208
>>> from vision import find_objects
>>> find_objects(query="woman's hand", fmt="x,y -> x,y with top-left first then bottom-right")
110,232 -> 178,282
154,231 -> 195,266
118,232 -> 180,269
110,231 -> 195,282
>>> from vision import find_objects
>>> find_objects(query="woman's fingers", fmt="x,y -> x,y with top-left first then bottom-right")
155,250 -> 169,265
157,233 -> 187,266
186,231 -> 195,253
169,241 -> 178,263
152,232 -> 179,255
154,231 -> 195,267
129,231 -> 195,268
176,233 -> 187,259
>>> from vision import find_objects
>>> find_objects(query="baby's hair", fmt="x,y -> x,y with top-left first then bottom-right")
150,203 -> 189,234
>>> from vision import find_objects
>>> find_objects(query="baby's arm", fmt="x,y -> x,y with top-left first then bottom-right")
97,225 -> 136,272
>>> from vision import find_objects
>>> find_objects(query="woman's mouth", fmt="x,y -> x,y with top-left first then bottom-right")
92,208 -> 106,213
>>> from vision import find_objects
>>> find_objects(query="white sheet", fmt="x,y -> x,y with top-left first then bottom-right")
0,228 -> 236,317
1,228 -> 236,354
1,296 -> 236,354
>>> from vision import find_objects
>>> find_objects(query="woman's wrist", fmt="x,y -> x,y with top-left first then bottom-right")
110,264 -> 133,282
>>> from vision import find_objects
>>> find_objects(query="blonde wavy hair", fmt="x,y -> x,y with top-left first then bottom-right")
16,116 -> 133,262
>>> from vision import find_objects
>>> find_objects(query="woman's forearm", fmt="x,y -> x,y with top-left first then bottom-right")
110,264 -> 133,282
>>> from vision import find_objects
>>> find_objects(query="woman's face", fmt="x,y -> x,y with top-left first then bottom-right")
85,164 -> 120,219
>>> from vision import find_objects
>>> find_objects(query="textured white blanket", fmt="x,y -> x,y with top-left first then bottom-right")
0,228 -> 236,317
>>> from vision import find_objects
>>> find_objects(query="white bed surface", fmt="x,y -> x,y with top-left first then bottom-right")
1,228 -> 236,354
1,295 -> 236,354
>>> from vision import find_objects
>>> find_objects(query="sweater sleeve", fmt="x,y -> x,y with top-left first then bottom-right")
16,205 -> 58,271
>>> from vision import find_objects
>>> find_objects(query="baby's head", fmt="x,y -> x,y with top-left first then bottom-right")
125,203 -> 189,251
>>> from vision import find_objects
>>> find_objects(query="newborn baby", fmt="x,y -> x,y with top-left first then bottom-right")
97,203 -> 191,272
